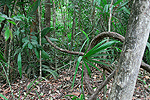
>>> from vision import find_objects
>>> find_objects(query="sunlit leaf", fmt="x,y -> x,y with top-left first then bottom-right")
7,20 -> 16,25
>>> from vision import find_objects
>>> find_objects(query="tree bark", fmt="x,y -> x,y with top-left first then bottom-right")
45,0 -> 51,36
108,0 -> 150,100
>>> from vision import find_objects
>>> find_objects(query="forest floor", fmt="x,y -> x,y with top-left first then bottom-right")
0,67 -> 150,100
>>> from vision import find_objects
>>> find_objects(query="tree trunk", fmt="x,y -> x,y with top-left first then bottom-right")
109,0 -> 150,100
45,0 -> 51,36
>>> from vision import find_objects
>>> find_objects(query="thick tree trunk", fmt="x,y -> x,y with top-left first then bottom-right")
109,0 -> 150,100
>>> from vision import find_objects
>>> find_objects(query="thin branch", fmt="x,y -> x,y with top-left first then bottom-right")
38,2 -> 42,77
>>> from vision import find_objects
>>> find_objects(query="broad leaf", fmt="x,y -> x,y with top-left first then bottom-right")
5,28 -> 10,41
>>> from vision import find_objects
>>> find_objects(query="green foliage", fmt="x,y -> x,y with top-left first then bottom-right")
72,56 -> 83,89
4,27 -> 12,41
42,65 -> 58,79
65,94 -> 84,100
0,94 -> 8,100
41,27 -> 53,38
18,53 -> 22,78
0,49 -> 6,62
144,42 -> 150,64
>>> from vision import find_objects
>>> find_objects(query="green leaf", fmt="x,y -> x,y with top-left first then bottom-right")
146,42 -> 150,51
41,50 -> 49,59
88,59 -> 110,67
49,38 -> 59,42
80,94 -> 83,100
42,65 -> 58,79
41,27 -> 53,38
114,0 -> 123,6
0,94 -> 8,100
84,40 -> 117,57
34,48 -> 39,59
84,59 -> 102,73
0,52 -> 6,62
0,16 -> 5,21
81,30 -> 89,52
120,1 -> 129,8
22,37 -> 29,43
22,42 -> 28,50
28,43 -> 33,49
72,56 -> 82,89
31,0 -> 40,14
88,53 -> 112,58
83,60 -> 91,77
117,7 -> 130,14
0,14 -> 12,20
67,33 -> 71,42
5,28 -> 10,41
92,41 -> 117,53
18,53 -> 22,78
84,39 -> 107,57
7,20 -> 16,25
